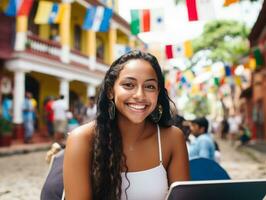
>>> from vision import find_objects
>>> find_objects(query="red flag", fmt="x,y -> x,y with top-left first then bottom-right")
186,0 -> 215,21
17,0 -> 34,16
186,0 -> 198,21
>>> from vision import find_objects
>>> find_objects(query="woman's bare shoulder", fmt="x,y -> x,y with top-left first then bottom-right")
66,121 -> 96,153
161,126 -> 186,146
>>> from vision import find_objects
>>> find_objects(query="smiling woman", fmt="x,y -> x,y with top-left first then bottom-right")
63,50 -> 189,200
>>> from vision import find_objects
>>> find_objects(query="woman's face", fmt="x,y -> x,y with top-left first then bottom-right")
110,59 -> 159,124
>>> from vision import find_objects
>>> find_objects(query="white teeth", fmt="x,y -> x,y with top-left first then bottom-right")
128,104 -> 146,110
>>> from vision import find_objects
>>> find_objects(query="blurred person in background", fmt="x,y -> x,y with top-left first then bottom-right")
1,94 -> 13,122
188,117 -> 216,161
22,92 -> 35,143
52,95 -> 68,142
44,96 -> 54,138
84,96 -> 97,123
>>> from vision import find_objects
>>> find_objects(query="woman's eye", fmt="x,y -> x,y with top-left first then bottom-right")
145,85 -> 156,90
122,83 -> 134,88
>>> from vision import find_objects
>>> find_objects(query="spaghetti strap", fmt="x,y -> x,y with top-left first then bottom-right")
157,125 -> 163,164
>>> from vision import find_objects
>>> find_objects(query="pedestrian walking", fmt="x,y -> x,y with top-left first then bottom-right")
52,95 -> 68,142
22,92 -> 35,143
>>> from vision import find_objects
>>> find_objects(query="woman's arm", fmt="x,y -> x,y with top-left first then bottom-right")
63,122 -> 95,200
166,126 -> 190,184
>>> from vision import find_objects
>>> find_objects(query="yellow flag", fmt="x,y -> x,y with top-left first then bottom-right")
223,0 -> 239,6
59,3 -> 71,46
34,1 -> 53,24
54,4 -> 64,23
248,57 -> 256,71
184,40 -> 193,58
191,84 -> 199,95
234,76 -> 242,86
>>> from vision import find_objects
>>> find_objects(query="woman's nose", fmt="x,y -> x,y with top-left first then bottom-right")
134,86 -> 145,99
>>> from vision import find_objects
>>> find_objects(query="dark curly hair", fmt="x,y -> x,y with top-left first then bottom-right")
92,50 -> 174,199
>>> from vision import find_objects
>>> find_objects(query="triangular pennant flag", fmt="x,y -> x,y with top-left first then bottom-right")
186,0 -> 216,21
17,0 -> 34,16
130,8 -> 164,35
34,1 -> 53,24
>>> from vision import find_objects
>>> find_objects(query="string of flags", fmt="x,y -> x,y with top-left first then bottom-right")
165,41 -> 193,59
4,0 -> 34,17
2,0 -> 113,32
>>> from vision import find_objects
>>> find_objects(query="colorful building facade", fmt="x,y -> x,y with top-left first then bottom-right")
245,0 -> 266,141
0,0 -> 145,141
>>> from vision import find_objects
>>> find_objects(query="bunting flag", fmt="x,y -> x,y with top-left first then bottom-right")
224,65 -> 231,77
165,41 -> 193,59
48,3 -> 59,24
223,0 -> 239,7
17,0 -> 34,16
234,76 -> 242,86
130,8 -> 164,35
5,0 -> 18,16
253,48 -> 264,67
82,6 -> 113,32
54,4 -> 66,23
248,56 -> 256,70
34,1 -> 53,24
186,0 -> 215,21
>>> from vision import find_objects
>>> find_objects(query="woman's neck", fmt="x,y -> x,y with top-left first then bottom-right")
117,118 -> 149,144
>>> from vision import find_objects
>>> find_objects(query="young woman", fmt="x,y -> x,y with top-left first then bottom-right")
63,50 -> 189,200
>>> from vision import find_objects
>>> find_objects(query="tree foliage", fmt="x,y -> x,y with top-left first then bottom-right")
192,20 -> 250,64
184,95 -> 210,117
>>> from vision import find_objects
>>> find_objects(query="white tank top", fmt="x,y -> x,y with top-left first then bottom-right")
121,125 -> 168,200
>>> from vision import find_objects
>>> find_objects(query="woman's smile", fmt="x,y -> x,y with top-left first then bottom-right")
126,103 -> 148,112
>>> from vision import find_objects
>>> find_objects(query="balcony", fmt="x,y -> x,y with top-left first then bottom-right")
25,34 -> 108,72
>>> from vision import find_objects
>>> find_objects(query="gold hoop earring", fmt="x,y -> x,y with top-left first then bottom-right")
150,104 -> 163,123
108,100 -> 116,120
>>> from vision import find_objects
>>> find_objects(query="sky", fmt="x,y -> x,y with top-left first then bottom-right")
118,0 -> 263,45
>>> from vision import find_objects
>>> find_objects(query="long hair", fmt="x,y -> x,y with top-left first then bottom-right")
92,50 -> 174,199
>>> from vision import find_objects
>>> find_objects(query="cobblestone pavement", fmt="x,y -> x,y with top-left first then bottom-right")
0,139 -> 266,199
0,151 -> 48,200
218,138 -> 266,179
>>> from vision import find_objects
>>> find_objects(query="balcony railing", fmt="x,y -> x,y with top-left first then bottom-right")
25,34 -> 108,72
26,34 -> 61,61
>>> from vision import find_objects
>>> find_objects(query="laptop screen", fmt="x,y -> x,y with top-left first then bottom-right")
166,179 -> 266,200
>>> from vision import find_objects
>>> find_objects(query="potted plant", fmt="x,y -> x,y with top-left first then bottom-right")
0,117 -> 13,147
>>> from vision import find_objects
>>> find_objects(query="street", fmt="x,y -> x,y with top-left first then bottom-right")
0,139 -> 266,200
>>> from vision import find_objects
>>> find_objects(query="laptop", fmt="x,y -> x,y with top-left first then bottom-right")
166,179 -> 266,200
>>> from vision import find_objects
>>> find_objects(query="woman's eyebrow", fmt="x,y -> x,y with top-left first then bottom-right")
145,78 -> 158,82
122,77 -> 158,82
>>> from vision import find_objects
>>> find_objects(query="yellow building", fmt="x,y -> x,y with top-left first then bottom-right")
0,0 -> 145,140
